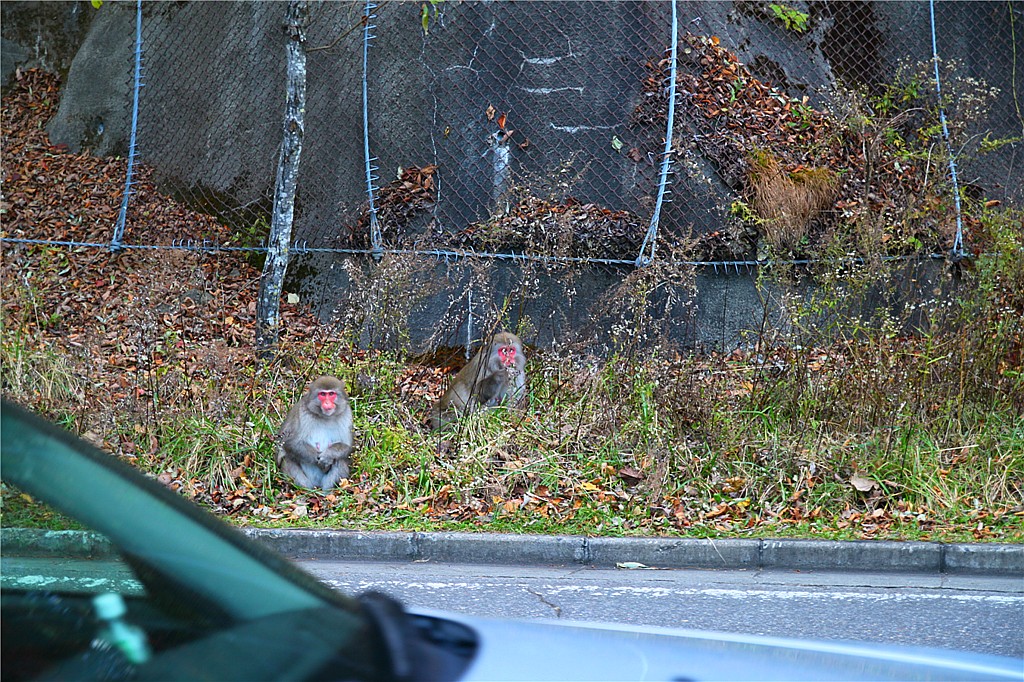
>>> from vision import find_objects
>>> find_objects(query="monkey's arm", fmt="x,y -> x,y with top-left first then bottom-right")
278,431 -> 321,465
430,400 -> 463,430
477,374 -> 506,407
508,367 -> 527,407
317,441 -> 353,471
276,419 -> 314,488
325,441 -> 353,457
319,458 -> 351,489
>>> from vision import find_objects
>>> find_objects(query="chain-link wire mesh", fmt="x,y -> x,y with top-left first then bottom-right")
137,2 -> 288,231
363,2 -> 669,251
109,1 -> 1024,353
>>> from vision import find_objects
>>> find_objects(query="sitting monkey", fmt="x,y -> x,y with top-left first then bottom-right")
431,332 -> 526,429
276,376 -> 353,490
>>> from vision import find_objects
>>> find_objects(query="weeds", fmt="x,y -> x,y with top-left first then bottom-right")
2,68 -> 1021,542
3,227 -> 1022,542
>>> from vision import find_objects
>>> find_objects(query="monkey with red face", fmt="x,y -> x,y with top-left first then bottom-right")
276,375 -> 354,490
431,332 -> 526,429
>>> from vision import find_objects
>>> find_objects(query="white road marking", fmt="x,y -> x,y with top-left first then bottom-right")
318,579 -> 1024,604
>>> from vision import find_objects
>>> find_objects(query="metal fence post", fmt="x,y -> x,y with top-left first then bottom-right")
110,0 -> 144,253
635,0 -> 679,268
362,0 -> 382,260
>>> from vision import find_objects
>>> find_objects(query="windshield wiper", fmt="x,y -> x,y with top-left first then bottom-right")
357,592 -> 417,682
357,592 -> 479,682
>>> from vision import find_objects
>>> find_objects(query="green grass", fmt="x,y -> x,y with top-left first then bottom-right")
1,485 -> 85,531
3,343 -> 1021,542
3,214 -> 1023,543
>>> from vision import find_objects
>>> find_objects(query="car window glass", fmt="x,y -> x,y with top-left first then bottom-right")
1,485 -> 228,681
3,489 -> 144,598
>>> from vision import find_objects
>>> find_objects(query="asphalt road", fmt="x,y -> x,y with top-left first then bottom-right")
298,559 -> 1024,659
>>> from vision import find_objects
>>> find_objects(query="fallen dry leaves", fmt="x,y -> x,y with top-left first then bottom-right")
3,69 -> 1019,541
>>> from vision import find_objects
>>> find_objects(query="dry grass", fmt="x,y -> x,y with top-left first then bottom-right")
748,152 -> 838,254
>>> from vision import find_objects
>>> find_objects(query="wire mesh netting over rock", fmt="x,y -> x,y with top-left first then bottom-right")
11,0 -> 1021,352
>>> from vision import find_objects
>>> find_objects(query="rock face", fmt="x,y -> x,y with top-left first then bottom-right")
3,1 -> 132,157
2,1 -> 1017,349
6,1 -> 835,234
44,2 -> 136,157
1,1 -> 95,86
8,1 -> 1017,219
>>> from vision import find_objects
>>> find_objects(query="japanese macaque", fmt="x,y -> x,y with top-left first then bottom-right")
431,332 -> 526,430
276,376 -> 353,490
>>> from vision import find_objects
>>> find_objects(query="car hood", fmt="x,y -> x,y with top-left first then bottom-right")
408,608 -> 1021,682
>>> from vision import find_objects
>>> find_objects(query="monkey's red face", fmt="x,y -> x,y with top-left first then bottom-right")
317,390 -> 338,415
497,344 -> 517,367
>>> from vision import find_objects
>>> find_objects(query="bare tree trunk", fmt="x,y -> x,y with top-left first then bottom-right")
256,0 -> 308,358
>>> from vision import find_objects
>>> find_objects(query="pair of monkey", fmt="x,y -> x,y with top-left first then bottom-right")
275,332 -> 527,490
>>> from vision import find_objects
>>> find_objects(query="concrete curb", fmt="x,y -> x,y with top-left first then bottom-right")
4,527 -> 1021,576
1,529 -> 120,559
242,529 -> 1024,576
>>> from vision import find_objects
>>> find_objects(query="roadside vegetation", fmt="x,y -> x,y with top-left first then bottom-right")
2,70 -> 1022,542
